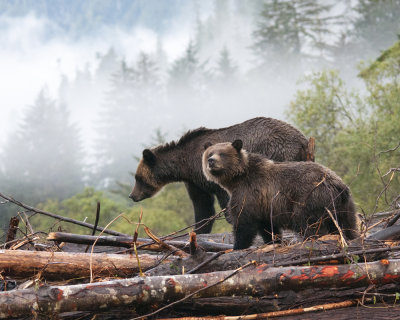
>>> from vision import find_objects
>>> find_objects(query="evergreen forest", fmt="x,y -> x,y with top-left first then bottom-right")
0,0 -> 399,237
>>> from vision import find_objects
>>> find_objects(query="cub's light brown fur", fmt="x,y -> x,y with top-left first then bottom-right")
203,140 -> 360,249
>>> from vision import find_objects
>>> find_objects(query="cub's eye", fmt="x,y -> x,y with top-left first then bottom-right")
209,152 -> 214,157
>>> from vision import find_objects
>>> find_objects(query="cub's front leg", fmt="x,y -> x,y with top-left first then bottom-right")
232,209 -> 258,250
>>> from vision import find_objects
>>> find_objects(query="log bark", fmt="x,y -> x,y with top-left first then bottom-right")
367,225 -> 400,240
47,232 -> 233,252
0,249 -> 172,280
1,259 -> 400,318
146,238 -> 397,276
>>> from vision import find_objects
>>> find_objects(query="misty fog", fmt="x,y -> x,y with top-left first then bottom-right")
1,0 -> 399,218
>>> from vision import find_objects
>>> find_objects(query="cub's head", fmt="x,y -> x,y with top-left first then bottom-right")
129,149 -> 165,202
202,140 -> 248,187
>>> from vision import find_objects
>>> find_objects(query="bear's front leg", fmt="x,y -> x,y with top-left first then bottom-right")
233,212 -> 258,250
185,182 -> 216,234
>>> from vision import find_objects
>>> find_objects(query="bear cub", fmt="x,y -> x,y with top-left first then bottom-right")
202,140 -> 360,250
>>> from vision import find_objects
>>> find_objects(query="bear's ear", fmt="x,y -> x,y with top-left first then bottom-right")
204,142 -> 212,150
232,139 -> 243,152
143,149 -> 156,166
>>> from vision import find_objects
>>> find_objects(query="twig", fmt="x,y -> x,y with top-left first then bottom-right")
269,191 -> 282,265
134,209 -> 144,277
0,191 -> 126,237
1,232 -> 47,249
159,210 -> 226,241
10,236 -> 40,250
366,210 -> 399,232
382,167 -> 400,177
90,213 -> 132,283
326,208 -> 348,248
144,226 -> 188,258
386,209 -> 400,228
376,141 -> 400,157
85,202 -> 101,253
186,251 -> 227,274
18,212 -> 35,235
159,299 -> 360,320
130,260 -> 257,320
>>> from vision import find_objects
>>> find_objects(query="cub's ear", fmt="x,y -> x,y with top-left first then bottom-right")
204,142 -> 212,150
143,149 -> 156,166
232,139 -> 243,152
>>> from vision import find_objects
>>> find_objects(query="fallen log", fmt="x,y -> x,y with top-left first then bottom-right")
47,232 -> 233,252
146,238 -> 398,276
0,249 -> 172,280
1,259 -> 400,318
367,224 -> 400,241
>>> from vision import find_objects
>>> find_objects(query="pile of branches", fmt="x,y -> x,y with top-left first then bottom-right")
1,191 -> 400,319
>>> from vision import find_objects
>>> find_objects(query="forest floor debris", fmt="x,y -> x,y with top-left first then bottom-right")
1,193 -> 400,319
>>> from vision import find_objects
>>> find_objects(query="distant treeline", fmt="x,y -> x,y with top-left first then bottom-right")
0,0 -> 399,233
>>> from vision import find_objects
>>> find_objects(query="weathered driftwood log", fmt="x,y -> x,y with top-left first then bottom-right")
47,232 -> 233,252
174,283 -> 399,316
1,259 -> 400,318
0,249 -> 171,280
367,225 -> 400,241
146,238 -> 398,276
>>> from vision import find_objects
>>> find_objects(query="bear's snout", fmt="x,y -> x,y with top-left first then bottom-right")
208,157 -> 216,167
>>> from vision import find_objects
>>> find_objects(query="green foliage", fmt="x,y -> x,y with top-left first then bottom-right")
114,182 -> 231,237
287,42 -> 400,214
31,185 -> 229,238
33,187 -> 126,234
287,70 -> 362,167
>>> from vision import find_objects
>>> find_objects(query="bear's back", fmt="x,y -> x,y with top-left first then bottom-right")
216,117 -> 308,162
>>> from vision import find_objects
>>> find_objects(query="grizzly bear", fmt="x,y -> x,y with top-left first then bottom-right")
202,140 -> 360,249
129,117 -> 309,234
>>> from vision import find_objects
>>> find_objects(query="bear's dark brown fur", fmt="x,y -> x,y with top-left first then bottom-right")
202,140 -> 360,249
129,117 -> 309,233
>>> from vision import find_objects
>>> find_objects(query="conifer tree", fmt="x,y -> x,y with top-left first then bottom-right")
215,46 -> 238,82
94,54 -> 161,188
352,0 -> 400,57
252,0 -> 335,73
0,89 -> 84,205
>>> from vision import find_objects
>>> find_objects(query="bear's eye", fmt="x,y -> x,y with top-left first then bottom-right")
209,152 -> 214,157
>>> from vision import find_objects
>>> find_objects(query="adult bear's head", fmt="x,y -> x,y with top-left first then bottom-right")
129,148 -> 165,202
